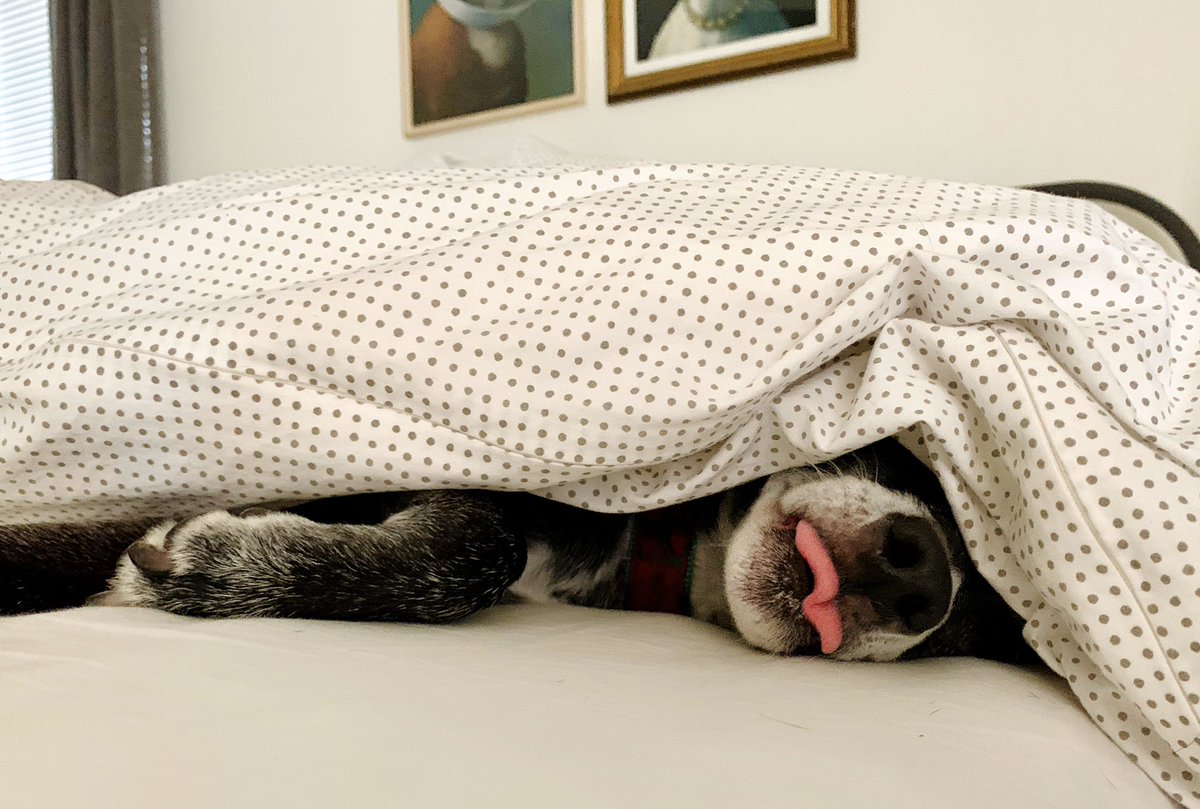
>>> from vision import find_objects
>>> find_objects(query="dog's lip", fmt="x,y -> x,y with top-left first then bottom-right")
734,508 -> 840,656
774,515 -> 812,584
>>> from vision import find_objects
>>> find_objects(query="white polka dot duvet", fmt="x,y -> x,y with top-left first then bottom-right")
0,163 -> 1197,803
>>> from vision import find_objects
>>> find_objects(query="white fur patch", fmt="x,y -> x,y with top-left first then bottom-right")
90,520 -> 177,607
508,542 -> 556,603
509,521 -> 631,604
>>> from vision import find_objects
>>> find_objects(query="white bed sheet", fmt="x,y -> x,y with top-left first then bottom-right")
0,604 -> 1172,809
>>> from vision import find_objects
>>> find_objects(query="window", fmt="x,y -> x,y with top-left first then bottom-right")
0,0 -> 54,180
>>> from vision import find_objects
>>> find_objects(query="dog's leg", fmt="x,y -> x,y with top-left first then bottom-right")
0,520 -> 160,614
96,491 -> 527,623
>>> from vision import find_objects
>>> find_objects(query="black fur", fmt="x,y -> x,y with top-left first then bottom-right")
0,519 -> 158,614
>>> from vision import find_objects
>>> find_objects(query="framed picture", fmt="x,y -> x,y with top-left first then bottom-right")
606,0 -> 854,101
402,0 -> 584,137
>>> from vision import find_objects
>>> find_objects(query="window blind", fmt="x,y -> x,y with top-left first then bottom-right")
0,0 -> 53,181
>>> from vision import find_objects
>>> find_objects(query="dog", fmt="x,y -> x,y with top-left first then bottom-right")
409,0 -> 537,126
0,438 -> 1031,664
648,0 -> 789,60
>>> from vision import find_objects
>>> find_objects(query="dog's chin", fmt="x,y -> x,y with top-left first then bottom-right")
726,578 -> 821,656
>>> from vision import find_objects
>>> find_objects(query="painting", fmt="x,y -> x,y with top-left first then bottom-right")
402,0 -> 583,136
606,0 -> 854,100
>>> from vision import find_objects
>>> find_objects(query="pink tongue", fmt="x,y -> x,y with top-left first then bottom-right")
795,521 -> 843,654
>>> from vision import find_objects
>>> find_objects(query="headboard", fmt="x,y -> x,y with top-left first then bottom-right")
1027,181 -> 1200,269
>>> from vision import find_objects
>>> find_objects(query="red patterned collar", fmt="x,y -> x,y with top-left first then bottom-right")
623,502 -> 702,616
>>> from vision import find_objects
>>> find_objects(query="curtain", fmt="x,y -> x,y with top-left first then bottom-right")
50,0 -> 161,195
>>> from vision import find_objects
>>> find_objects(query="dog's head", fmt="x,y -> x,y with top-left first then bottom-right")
723,439 -> 1031,663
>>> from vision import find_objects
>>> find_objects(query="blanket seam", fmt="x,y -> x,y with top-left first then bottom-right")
66,337 -> 619,472
990,324 -> 1199,733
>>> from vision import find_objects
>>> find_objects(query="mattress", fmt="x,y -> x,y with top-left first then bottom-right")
0,603 -> 1173,809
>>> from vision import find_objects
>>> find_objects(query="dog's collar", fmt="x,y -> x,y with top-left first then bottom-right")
623,502 -> 701,616
436,0 -> 535,29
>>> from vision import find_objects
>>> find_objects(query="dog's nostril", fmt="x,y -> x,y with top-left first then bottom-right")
861,514 -> 954,635
895,592 -> 932,632
882,526 -> 924,569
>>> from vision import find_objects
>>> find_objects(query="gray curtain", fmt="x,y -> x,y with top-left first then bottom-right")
50,0 -> 162,195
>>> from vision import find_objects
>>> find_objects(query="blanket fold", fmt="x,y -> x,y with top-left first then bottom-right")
1,163 -> 1197,804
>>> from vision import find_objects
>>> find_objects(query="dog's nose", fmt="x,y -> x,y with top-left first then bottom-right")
859,514 -> 953,634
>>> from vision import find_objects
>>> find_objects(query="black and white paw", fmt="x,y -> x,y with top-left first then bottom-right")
91,518 -> 182,608
93,510 -> 305,617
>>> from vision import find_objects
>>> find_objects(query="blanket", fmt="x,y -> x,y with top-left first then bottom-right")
1,164 -> 1197,804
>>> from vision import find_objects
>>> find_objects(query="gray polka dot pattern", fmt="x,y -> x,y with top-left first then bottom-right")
1,164 -> 1198,803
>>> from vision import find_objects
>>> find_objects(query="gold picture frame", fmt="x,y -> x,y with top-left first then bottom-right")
402,0 -> 584,137
606,0 -> 854,101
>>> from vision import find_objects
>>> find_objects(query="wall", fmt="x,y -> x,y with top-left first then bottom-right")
158,0 -> 1200,231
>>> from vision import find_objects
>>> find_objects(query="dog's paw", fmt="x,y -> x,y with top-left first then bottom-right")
92,510 -> 303,615
91,519 -> 186,608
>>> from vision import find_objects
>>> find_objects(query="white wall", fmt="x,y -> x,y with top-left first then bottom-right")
159,0 -> 1200,231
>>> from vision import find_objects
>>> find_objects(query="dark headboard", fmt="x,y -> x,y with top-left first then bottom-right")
1026,181 -> 1200,270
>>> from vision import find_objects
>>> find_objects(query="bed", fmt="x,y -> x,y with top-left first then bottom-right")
1,604 -> 1174,808
1,157 -> 1196,808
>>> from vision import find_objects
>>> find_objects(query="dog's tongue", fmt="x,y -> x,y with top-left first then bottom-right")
795,521 -> 843,654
